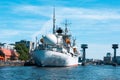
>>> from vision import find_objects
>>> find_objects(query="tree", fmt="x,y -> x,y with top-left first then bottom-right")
15,43 -> 29,61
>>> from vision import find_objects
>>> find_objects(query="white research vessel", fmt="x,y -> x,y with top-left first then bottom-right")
32,8 -> 80,67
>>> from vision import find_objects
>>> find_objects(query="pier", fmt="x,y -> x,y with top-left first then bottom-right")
0,61 -> 25,66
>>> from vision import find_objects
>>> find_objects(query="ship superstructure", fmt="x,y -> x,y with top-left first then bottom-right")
32,8 -> 80,67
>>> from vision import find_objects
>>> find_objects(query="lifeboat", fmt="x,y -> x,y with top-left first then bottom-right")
65,38 -> 70,44
73,48 -> 77,53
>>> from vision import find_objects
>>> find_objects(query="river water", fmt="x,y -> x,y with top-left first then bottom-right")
0,65 -> 120,80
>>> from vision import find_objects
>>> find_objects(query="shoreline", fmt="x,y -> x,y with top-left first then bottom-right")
0,61 -> 120,67
0,61 -> 25,66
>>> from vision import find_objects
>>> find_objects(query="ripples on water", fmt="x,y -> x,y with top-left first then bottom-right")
0,65 -> 120,80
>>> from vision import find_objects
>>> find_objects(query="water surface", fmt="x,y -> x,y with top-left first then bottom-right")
0,65 -> 120,80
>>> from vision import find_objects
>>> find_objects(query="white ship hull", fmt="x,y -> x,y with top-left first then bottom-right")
33,50 -> 79,67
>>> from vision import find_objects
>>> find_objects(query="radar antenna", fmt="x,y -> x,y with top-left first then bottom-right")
64,20 -> 71,35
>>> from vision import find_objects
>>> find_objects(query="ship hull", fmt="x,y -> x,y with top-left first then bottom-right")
33,50 -> 79,67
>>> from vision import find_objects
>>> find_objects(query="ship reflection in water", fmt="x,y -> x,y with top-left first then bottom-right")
0,65 -> 120,80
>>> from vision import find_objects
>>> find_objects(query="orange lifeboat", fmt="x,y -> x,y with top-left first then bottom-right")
73,48 -> 77,53
65,38 -> 71,44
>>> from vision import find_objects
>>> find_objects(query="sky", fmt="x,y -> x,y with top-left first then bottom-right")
0,0 -> 120,59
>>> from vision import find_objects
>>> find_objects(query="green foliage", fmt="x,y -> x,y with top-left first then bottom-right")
15,43 -> 29,61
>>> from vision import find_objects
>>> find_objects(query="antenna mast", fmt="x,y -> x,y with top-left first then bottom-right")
53,7 -> 56,34
64,20 -> 71,35
65,20 -> 68,34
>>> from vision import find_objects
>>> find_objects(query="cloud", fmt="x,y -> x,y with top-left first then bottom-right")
12,5 -> 120,23
13,19 -> 45,30
12,5 -> 52,17
0,29 -> 34,41
56,7 -> 120,20
11,5 -> 120,42
13,5 -> 120,20
0,30 -> 19,37
1,5 -> 120,37
0,18 -> 47,30
2,5 -> 120,44
31,19 -> 53,41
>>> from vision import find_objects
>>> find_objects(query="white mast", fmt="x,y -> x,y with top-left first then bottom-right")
53,7 -> 56,34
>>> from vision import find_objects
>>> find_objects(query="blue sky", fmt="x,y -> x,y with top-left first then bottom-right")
0,0 -> 120,59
